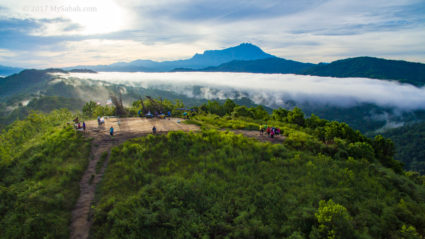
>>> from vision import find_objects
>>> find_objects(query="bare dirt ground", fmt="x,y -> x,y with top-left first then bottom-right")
69,117 -> 284,239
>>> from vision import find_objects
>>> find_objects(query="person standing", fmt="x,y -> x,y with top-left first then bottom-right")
83,121 -> 86,133
110,126 -> 114,136
152,125 -> 157,134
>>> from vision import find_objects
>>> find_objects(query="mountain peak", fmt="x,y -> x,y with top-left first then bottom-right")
190,43 -> 275,66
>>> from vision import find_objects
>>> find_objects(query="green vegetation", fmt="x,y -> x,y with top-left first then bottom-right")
96,151 -> 109,174
198,57 -> 314,74
1,98 -> 425,238
383,122 -> 425,174
92,129 -> 425,238
0,96 -> 85,128
177,55 -> 425,86
0,110 -> 91,238
303,57 -> 425,86
90,99 -> 425,238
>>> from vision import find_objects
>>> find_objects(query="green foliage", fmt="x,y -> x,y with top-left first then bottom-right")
231,105 -> 254,118
373,135 -> 403,173
382,122 -> 425,174
287,107 -> 306,126
199,99 -> 269,121
311,199 -> 354,239
96,151 -> 109,174
303,56 -> 425,86
82,101 -> 115,118
91,130 -> 425,238
0,111 -> 91,238
0,96 -> 85,129
400,224 -> 421,239
191,114 -> 259,130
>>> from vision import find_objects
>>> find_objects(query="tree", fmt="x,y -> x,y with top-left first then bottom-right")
399,225 -> 420,239
347,142 -> 374,161
250,105 -> 269,120
373,135 -> 403,172
272,107 -> 289,121
223,99 -> 236,115
311,199 -> 354,239
231,106 -> 254,118
287,107 -> 305,126
82,101 -> 98,118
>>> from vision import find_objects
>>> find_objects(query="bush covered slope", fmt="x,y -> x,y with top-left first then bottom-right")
0,110 -> 91,238
383,122 -> 425,174
91,100 -> 425,239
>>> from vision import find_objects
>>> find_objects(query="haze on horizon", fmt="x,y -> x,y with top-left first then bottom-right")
0,0 -> 424,68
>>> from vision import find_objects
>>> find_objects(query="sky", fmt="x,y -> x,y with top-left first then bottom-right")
0,0 -> 424,68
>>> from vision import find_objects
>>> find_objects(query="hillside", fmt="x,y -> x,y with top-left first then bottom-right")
1,99 -> 425,238
383,122 -> 425,174
0,69 -> 65,98
0,110 -> 91,238
303,57 -> 425,86
0,96 -> 85,128
194,57 -> 314,73
89,99 -> 425,238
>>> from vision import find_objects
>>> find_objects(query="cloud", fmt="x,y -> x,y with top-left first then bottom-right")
59,72 -> 425,110
0,0 -> 425,67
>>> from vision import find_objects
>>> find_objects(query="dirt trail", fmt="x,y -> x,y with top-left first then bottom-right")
69,117 -> 199,239
69,117 -> 284,239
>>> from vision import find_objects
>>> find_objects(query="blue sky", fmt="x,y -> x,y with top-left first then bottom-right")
0,0 -> 424,68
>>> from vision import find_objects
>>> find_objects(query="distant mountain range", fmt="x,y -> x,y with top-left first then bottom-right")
2,43 -> 425,86
0,65 -> 23,76
173,57 -> 315,74
66,43 -> 274,72
65,43 -> 425,86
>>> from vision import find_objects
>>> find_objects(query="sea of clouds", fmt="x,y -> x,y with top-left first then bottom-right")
61,72 -> 425,110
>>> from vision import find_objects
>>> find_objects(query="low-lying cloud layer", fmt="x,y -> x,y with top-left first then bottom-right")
61,72 -> 425,110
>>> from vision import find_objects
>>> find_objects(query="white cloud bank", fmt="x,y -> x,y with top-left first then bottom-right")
62,72 -> 425,110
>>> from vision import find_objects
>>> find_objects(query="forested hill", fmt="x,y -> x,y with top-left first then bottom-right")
0,69 -> 66,98
383,121 -> 425,174
190,57 -> 315,74
2,98 -> 425,238
303,57 -> 425,86
171,51 -> 425,86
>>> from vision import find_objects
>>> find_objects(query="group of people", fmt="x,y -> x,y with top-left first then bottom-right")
73,117 -> 86,132
259,125 -> 281,138
97,116 -> 105,125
